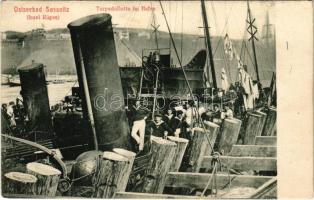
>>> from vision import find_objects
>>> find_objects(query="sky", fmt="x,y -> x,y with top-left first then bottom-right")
0,1 -> 275,39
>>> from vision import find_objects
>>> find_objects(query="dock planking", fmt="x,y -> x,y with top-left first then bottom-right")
115,192 -> 196,199
255,136 -> 277,146
248,177 -> 277,198
165,172 -> 273,190
201,156 -> 277,171
229,145 -> 276,157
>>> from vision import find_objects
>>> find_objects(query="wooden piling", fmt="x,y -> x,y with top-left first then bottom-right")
218,118 -> 242,155
113,148 -> 136,190
141,136 -> 177,194
254,111 -> 267,136
3,172 -> 37,195
243,113 -> 263,145
262,107 -> 277,136
167,136 -> 189,172
93,151 -> 132,198
165,172 -> 273,189
203,121 -> 220,155
115,192 -> 195,199
187,127 -> 210,172
26,162 -> 61,197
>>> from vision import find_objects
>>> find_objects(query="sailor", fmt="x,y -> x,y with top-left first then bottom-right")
180,115 -> 191,140
152,113 -> 172,138
163,107 -> 174,125
179,114 -> 192,171
169,110 -> 183,137
212,104 -> 221,123
1,103 -> 11,134
2,104 -> 8,116
184,101 -> 195,126
130,100 -> 148,152
233,81 -> 245,117
198,105 -> 207,117
201,108 -> 212,122
222,103 -> 234,119
7,101 -> 16,128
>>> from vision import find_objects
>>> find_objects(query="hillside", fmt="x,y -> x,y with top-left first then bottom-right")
1,27 -> 275,87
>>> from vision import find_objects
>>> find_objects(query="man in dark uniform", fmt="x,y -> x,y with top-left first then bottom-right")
163,107 -> 175,125
152,113 -> 172,138
1,103 -> 11,135
168,110 -> 183,137
212,104 -> 221,123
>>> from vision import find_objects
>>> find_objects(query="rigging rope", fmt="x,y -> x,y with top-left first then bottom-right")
159,3 -> 238,194
201,161 -> 218,197
180,1 -> 183,62
212,3 -> 234,57
159,0 -> 215,153
210,1 -> 219,36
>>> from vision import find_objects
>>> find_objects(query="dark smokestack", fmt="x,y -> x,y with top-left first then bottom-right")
18,63 -> 53,139
68,14 -> 131,151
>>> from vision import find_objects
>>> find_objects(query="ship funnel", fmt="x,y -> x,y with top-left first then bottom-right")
18,63 -> 53,139
68,14 -> 131,151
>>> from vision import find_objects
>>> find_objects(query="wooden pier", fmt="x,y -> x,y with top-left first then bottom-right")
2,108 -> 277,198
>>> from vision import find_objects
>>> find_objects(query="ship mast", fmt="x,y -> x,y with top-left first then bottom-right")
264,11 -> 271,45
262,10 -> 275,47
200,0 -> 217,89
151,9 -> 160,50
247,0 -> 260,83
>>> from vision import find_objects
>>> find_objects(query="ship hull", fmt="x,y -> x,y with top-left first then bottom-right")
119,67 -> 204,99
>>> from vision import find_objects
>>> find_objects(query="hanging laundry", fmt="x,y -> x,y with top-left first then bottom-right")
221,67 -> 229,92
252,83 -> 259,101
224,34 -> 234,60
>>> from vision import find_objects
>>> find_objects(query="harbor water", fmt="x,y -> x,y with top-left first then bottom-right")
1,81 -> 77,106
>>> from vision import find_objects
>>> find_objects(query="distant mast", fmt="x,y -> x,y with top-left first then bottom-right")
200,0 -> 217,89
247,1 -> 260,83
263,11 -> 271,45
262,10 -> 275,46
151,9 -> 160,50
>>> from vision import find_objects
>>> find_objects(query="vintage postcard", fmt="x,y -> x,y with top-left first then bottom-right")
0,0 -> 313,199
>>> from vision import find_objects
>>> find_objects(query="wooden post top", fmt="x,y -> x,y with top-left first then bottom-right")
248,113 -> 262,117
5,172 -> 37,183
113,148 -> 136,158
151,136 -> 177,146
224,118 -> 241,124
167,136 -> 189,143
103,151 -> 129,162
26,162 -> 61,176
204,121 -> 220,128
193,127 -> 205,132
255,110 -> 267,116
